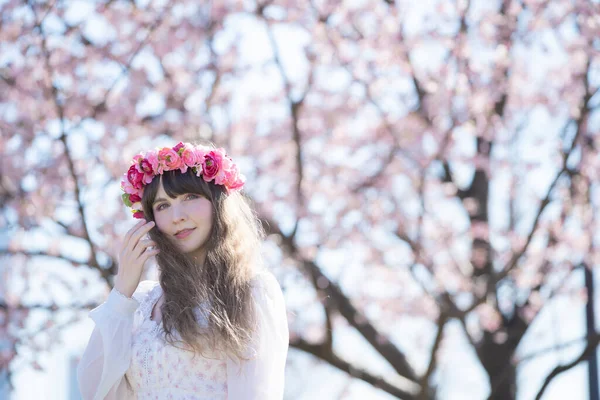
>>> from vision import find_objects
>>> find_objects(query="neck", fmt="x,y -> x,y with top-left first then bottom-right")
190,248 -> 207,267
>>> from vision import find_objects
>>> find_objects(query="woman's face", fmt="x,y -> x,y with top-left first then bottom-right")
151,179 -> 213,259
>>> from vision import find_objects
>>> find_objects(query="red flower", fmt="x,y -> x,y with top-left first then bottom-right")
202,150 -> 223,181
139,158 -> 153,174
127,165 -> 144,189
133,211 -> 145,219
173,142 -> 185,154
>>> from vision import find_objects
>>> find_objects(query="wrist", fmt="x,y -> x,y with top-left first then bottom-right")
104,287 -> 140,317
114,281 -> 136,298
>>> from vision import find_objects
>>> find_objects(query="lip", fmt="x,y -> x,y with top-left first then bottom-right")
174,228 -> 195,239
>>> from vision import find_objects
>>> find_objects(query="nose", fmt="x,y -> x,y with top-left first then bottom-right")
171,203 -> 187,223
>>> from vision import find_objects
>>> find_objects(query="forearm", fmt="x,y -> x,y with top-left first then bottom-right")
77,288 -> 139,399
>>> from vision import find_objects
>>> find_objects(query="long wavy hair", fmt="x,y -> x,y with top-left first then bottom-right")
139,158 -> 265,363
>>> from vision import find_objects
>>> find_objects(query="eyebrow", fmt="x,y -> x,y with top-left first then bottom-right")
152,197 -> 169,206
153,193 -> 200,206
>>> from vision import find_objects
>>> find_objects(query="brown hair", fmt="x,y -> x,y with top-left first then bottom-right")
140,162 -> 265,362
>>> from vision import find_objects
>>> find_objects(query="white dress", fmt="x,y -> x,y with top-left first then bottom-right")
77,272 -> 289,400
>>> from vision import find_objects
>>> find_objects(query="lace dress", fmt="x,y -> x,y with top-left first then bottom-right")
76,273 -> 289,400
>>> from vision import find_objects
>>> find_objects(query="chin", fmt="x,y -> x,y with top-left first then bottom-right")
180,244 -> 201,254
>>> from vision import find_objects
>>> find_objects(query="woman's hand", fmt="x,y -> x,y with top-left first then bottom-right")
114,220 -> 159,298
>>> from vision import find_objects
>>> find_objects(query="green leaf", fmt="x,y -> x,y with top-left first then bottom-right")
122,193 -> 132,207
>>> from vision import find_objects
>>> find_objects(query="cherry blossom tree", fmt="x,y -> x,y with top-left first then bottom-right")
1,0 -> 599,398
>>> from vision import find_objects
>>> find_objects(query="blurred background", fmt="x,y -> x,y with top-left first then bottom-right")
1,0 -> 600,399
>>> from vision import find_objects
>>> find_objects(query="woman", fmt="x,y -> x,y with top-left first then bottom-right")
77,142 -> 289,399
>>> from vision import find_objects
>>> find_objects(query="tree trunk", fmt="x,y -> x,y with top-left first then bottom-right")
480,332 -> 517,400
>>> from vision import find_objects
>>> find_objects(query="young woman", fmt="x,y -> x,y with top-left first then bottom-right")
77,142 -> 289,399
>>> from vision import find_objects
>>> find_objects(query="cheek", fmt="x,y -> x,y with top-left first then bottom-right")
189,200 -> 212,223
152,212 -> 169,231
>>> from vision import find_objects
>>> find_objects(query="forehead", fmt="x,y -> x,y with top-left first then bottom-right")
153,178 -> 173,203
156,178 -> 167,197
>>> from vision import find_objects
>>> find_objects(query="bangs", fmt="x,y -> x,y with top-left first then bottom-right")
143,169 -> 213,209
161,169 -> 212,199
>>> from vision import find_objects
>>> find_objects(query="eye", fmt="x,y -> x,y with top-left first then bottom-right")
186,194 -> 199,200
156,203 -> 168,211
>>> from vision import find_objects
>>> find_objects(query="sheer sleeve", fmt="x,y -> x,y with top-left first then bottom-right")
227,272 -> 289,399
77,280 -> 157,400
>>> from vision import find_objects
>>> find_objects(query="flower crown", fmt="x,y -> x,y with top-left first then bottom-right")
120,142 -> 245,219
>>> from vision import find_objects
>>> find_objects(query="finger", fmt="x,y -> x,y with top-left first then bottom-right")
124,220 -> 147,248
133,238 -> 156,259
141,248 -> 160,262
133,239 -> 157,257
127,221 -> 155,252
135,238 -> 155,249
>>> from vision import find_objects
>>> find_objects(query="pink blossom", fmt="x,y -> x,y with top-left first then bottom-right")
193,145 -> 209,161
214,155 -> 233,185
181,146 -> 198,167
179,144 -> 199,174
227,172 -> 245,191
173,141 -> 185,154
133,154 -> 155,184
158,147 -> 182,172
145,150 -> 161,175
202,149 -> 225,182
220,160 -> 245,191
140,159 -> 153,174
132,154 -> 144,173
121,174 -> 138,195
192,146 -> 209,176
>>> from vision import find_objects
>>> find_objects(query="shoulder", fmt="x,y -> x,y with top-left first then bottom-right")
132,280 -> 160,303
248,271 -> 289,340
249,271 -> 284,302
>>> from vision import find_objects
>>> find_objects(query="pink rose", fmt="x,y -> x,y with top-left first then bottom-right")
202,150 -> 224,182
178,144 -> 199,174
127,165 -> 144,189
145,150 -> 160,174
158,147 -> 182,172
121,173 -> 138,195
224,164 -> 245,191
133,154 -> 154,184
229,175 -> 245,191
193,146 -> 208,176
139,159 -> 153,174
214,156 -> 233,186
193,146 -> 209,160
181,146 -> 198,167
132,154 -> 144,173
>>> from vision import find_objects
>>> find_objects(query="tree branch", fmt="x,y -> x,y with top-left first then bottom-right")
31,2 -> 107,279
489,63 -> 592,292
291,338 -> 418,399
260,10 -> 312,240
534,333 -> 600,400
259,212 -> 419,382
418,313 -> 449,398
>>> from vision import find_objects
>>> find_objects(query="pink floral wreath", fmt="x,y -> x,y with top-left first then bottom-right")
120,142 -> 245,219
